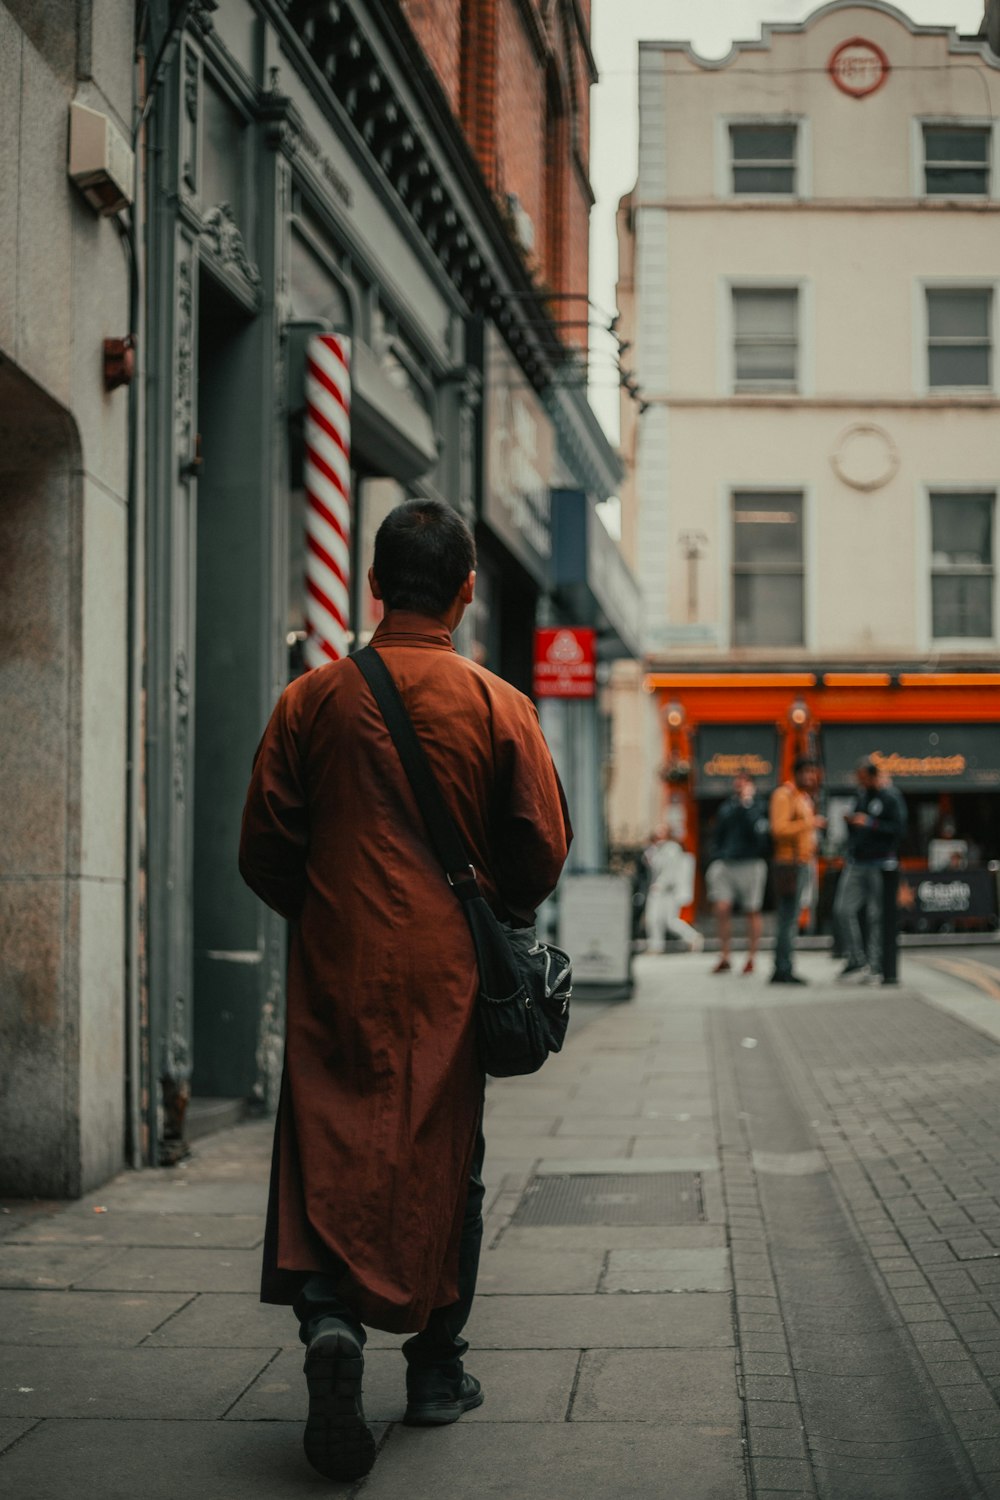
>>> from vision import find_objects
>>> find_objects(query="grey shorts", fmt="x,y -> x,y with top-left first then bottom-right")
706,859 -> 768,913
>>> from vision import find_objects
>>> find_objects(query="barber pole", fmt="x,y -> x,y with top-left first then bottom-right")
304,334 -> 352,666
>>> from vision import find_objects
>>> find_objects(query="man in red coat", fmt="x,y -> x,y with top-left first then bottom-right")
239,499 -> 571,1481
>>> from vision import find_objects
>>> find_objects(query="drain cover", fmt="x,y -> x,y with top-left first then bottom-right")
511,1172 -> 704,1227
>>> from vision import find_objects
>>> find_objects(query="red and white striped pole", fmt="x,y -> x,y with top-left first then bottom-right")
304,334 -> 352,667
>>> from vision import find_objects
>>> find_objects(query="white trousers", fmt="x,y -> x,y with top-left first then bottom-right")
645,888 -> 703,952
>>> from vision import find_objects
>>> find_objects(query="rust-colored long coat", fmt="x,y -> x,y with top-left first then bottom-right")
239,613 -> 571,1332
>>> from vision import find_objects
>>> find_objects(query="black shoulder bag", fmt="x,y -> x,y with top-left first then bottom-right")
351,646 -> 572,1078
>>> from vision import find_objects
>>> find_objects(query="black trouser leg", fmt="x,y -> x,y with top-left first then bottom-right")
402,1123 -> 487,1372
293,1265 -> 367,1349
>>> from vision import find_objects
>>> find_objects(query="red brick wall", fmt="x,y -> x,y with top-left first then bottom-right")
398,0 -> 462,114
398,0 -> 596,338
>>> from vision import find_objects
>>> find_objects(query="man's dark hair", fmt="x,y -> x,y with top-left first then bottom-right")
792,755 -> 819,775
857,757 -> 878,775
372,499 -> 476,616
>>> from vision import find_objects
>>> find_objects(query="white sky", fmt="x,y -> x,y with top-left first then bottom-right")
587,0 -> 988,441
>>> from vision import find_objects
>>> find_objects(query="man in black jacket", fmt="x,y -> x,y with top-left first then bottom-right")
706,774 -> 771,975
834,758 -> 907,984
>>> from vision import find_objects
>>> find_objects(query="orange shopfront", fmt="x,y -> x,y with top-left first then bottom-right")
647,671 -> 1000,932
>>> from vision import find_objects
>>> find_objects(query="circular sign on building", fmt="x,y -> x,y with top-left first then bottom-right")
828,37 -> 890,99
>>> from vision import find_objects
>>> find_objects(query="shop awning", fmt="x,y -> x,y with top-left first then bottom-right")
822,723 -> 1000,792
694,725 -> 780,798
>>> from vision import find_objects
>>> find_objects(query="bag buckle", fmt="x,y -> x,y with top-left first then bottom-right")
447,864 -> 476,887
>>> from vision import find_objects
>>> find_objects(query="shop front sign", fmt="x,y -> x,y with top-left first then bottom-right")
533,627 -> 596,699
898,869 -> 997,925
483,325 -> 555,585
823,724 -> 1000,792
695,725 -> 780,798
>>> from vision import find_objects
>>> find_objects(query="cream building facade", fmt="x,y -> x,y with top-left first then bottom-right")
611,1 -> 1000,873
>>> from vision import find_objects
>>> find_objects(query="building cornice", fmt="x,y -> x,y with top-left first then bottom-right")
642,397 -> 1000,412
638,1 -> 1000,73
264,0 -> 619,494
631,199 -> 1000,214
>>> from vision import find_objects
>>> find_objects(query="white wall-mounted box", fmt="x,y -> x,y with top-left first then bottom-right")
68,101 -> 134,214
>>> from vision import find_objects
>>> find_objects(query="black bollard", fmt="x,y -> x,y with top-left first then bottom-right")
881,864 -> 900,985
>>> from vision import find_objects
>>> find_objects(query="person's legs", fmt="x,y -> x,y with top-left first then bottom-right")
773,887 -> 796,977
294,1271 -> 367,1349
294,1267 -> 374,1482
836,864 -> 870,970
402,1124 -> 487,1425
863,865 -> 884,974
403,1123 -> 486,1372
715,902 -> 732,964
644,888 -> 666,952
746,910 -> 762,964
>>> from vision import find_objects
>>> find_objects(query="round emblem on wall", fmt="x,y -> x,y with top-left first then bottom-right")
828,37 -> 890,99
831,424 -> 899,492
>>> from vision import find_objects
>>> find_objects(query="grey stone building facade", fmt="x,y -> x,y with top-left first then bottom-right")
138,0 -> 623,1169
1,0 -> 626,1189
0,0 -> 134,1195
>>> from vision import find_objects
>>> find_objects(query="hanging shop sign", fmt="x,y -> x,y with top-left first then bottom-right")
695,725 -> 780,799
550,488 -> 641,660
533,627 -> 596,699
828,38 -> 890,99
822,724 -> 1000,793
483,325 -> 555,585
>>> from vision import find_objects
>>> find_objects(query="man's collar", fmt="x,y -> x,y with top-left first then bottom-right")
370,611 -> 456,651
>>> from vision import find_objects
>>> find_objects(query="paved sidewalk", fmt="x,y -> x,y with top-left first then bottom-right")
3,951 -> 1000,1498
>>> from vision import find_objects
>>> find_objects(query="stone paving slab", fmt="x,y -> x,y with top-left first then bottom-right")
533,1154 -> 718,1175
0,1290 -> 191,1345
0,1417 -> 37,1454
498,1224 -> 728,1252
474,1248 -> 604,1295
227,1346 -> 580,1425
0,1345 -> 276,1419
0,1244 -> 122,1289
360,1420 -> 743,1500
141,1292 -> 296,1347
74,1181 -> 268,1216
510,1136 -> 633,1160
461,1292 -> 735,1349
571,1347 -> 740,1424
2,1212 -> 265,1249
551,1115 -> 715,1138
602,1248 -> 731,1293
0,1418 -> 384,1498
73,1246 -> 261,1293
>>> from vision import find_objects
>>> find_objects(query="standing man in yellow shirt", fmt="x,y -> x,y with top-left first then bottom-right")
768,757 -> 825,985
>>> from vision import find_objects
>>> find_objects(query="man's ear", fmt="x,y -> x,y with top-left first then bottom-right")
368,566 -> 383,601
459,569 -> 476,605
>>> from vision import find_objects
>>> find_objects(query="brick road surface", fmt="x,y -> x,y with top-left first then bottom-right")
3,951 -> 1000,1498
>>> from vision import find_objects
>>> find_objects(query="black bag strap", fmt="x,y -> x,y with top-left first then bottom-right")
350,646 -> 480,903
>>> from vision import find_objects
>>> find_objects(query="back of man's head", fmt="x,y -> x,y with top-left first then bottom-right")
373,500 -> 476,617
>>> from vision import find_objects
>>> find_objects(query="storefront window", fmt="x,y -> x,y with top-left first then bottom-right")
732,492 -> 804,647
931,491 -> 995,639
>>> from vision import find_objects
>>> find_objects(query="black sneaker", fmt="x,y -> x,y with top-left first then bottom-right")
404,1366 -> 484,1427
302,1320 -> 376,1481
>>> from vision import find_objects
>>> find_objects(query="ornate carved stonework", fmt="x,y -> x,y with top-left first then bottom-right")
831,423 -> 899,493
201,202 -> 261,288
175,255 -> 194,453
172,650 -> 190,803
182,48 -> 199,192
